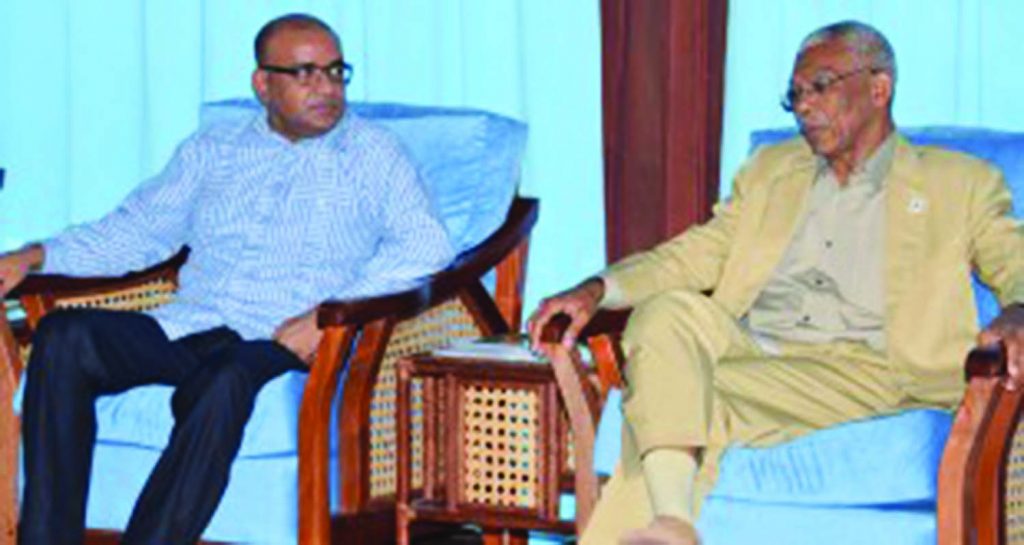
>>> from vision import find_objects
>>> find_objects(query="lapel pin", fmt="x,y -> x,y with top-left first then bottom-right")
908,196 -> 926,214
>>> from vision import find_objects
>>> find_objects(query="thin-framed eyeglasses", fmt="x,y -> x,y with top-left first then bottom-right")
780,66 -> 878,112
259,60 -> 353,86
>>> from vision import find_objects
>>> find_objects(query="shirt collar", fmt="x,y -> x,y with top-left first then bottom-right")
250,107 -> 354,151
815,131 -> 897,189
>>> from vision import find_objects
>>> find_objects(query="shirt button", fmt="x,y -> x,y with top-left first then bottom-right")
801,315 -> 811,323
814,278 -> 825,287
824,240 -> 833,249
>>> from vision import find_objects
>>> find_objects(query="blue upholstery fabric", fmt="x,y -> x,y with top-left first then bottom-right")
698,500 -> 937,545
710,410 -> 952,505
94,371 -> 317,456
589,397 -> 953,507
201,99 -> 527,254
85,444 -> 340,544
42,102 -> 528,542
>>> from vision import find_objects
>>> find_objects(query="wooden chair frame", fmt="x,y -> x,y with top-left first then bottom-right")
540,308 -> 1019,543
0,197 -> 538,545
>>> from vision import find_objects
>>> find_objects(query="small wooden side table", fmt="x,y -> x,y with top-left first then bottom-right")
395,346 -> 587,544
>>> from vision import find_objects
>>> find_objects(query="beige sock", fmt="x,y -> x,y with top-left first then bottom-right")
641,448 -> 698,524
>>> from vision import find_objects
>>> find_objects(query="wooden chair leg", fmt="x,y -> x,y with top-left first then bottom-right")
0,308 -> 20,545
482,528 -> 529,545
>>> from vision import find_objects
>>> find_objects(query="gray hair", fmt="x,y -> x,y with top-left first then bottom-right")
799,20 -> 897,82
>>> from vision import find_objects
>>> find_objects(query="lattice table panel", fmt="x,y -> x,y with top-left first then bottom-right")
395,351 -> 576,538
368,298 -> 483,498
462,382 -> 541,509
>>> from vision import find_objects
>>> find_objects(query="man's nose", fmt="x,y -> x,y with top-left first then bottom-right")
792,92 -> 815,118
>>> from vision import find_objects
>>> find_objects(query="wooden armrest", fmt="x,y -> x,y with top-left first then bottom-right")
964,344 -> 1007,380
937,341 -> 1016,545
539,308 -> 633,344
7,247 -> 189,299
317,197 -> 539,327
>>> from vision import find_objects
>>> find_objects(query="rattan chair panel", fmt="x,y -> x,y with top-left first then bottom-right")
1007,419 -> 1024,544
462,382 -> 541,509
369,297 -> 483,498
53,279 -> 177,313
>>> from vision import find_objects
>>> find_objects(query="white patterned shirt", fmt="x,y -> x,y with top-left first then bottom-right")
42,110 -> 454,340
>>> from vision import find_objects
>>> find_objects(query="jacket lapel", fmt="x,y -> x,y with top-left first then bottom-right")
730,150 -> 817,315
883,136 -> 929,338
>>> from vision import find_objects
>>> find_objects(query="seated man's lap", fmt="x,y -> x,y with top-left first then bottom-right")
711,343 -> 904,448
29,308 -> 303,397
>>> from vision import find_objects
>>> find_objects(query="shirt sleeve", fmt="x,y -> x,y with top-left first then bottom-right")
42,136 -> 203,276
339,148 -> 455,298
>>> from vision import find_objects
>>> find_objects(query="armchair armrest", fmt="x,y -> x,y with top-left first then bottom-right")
963,344 -> 1007,380
938,342 -> 1018,545
317,197 -> 538,330
539,308 -> 633,343
540,308 -> 632,394
8,247 -> 189,301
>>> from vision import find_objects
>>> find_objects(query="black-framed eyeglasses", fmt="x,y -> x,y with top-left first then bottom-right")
259,60 -> 353,86
780,66 -> 877,112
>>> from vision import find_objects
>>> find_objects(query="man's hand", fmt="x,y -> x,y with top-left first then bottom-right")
978,303 -> 1024,389
526,277 -> 605,350
0,245 -> 44,297
273,308 -> 323,365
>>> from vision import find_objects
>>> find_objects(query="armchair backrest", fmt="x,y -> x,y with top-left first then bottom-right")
750,127 -> 1024,327
201,99 -> 528,254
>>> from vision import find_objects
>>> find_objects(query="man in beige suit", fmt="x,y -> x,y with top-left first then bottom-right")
528,20 -> 1024,545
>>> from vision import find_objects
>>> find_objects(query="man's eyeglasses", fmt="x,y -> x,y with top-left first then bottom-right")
780,66 -> 877,112
259,60 -> 353,86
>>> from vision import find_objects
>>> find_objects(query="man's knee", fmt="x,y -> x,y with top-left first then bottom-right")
623,290 -> 723,347
33,308 -> 95,347
28,309 -> 106,378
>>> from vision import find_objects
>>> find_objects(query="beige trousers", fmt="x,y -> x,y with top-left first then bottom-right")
580,290 -> 959,545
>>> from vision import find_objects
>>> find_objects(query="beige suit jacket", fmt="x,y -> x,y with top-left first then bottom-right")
603,134 -> 1024,393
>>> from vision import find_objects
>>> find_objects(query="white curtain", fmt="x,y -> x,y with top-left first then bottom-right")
0,0 -> 605,315
721,0 -> 1024,195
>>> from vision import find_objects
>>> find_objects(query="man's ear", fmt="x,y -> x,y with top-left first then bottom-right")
252,69 -> 269,105
870,71 -> 894,108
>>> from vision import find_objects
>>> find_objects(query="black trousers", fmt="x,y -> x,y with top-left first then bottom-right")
18,309 -> 306,545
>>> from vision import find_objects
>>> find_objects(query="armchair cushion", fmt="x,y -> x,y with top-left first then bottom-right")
202,100 -> 527,253
96,370 -> 316,456
697,499 -> 937,545
593,395 -> 952,506
709,409 -> 952,506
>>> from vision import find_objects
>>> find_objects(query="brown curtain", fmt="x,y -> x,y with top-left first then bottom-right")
601,0 -> 729,262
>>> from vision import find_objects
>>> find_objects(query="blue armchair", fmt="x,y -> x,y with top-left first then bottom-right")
554,127 -> 1024,545
0,101 -> 533,544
